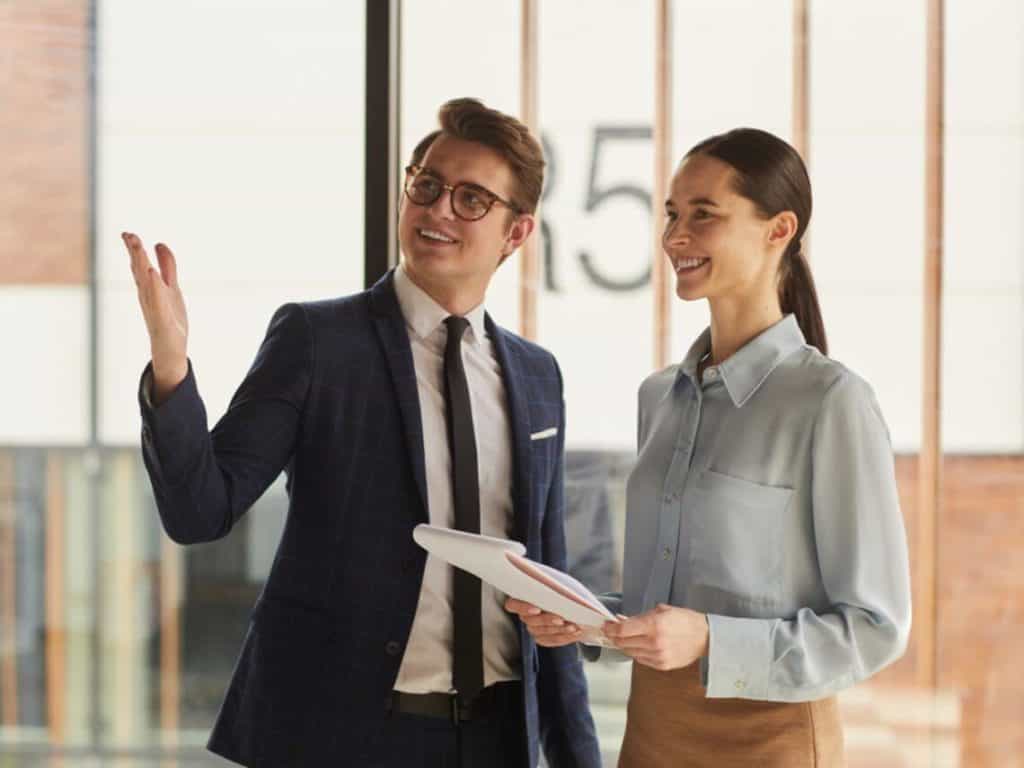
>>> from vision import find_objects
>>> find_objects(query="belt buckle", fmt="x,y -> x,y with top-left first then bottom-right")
452,693 -> 473,725
450,694 -> 461,725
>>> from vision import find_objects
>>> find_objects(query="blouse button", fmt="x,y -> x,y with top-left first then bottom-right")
662,547 -> 672,560
705,367 -> 718,379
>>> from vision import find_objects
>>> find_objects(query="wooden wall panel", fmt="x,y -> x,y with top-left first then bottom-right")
0,452 -> 17,726
651,0 -> 672,370
44,453 -> 66,742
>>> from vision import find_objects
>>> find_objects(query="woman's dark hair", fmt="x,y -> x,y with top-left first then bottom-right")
685,128 -> 827,355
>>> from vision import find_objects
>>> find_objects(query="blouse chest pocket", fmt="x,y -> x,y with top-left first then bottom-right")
687,469 -> 793,606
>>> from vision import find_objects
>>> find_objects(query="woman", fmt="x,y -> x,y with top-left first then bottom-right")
507,128 -> 911,766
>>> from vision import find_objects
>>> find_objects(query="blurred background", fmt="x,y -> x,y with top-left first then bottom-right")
1,0 -> 1022,765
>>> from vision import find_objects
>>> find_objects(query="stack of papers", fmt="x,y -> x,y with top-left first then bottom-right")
412,524 -> 620,647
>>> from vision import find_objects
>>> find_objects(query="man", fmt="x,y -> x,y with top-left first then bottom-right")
124,98 -> 601,768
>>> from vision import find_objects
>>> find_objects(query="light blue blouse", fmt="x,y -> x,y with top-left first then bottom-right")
588,315 -> 912,703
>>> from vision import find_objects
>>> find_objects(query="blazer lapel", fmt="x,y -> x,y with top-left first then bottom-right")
487,315 -> 533,546
369,270 -> 429,522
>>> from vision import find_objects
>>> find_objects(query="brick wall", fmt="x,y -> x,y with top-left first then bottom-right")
0,1 -> 89,284
864,455 -> 1024,766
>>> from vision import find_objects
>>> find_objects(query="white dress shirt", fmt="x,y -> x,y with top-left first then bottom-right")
391,262 -> 521,693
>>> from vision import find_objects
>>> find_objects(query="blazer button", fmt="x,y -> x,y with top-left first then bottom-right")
385,641 -> 402,656
141,425 -> 152,443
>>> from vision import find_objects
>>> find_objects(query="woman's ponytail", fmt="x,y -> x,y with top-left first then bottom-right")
778,242 -> 827,355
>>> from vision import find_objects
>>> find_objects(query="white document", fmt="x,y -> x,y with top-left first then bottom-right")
412,524 -> 620,647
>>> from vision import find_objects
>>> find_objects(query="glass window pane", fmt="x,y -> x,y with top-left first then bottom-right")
539,3 -> 658,762
1,1 -> 366,762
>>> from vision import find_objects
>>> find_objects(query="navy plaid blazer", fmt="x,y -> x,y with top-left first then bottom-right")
138,270 -> 601,768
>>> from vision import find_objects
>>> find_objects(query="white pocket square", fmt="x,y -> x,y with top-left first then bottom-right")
530,427 -> 558,441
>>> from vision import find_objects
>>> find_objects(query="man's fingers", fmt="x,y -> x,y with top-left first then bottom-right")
155,243 -> 179,289
123,232 -> 152,286
517,613 -> 581,641
532,621 -> 580,636
144,265 -> 177,327
500,600 -> 580,646
522,614 -> 578,633
505,598 -> 541,616
504,599 -> 576,630
124,233 -> 163,326
534,630 -> 582,647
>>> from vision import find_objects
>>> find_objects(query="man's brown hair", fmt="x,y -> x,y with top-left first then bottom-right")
410,98 -> 545,215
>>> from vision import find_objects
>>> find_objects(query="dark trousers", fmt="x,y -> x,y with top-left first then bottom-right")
363,685 -> 529,767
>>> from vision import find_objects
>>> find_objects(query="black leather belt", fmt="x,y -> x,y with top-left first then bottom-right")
388,681 -> 522,724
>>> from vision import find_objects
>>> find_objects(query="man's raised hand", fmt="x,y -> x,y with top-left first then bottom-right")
123,232 -> 189,403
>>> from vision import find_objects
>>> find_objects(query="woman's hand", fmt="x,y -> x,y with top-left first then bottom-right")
504,598 -> 581,647
602,604 -> 709,671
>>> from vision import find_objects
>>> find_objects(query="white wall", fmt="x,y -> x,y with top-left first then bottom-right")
97,0 -> 365,445
942,0 -> 1024,451
0,287 -> 89,444
807,0 -> 926,452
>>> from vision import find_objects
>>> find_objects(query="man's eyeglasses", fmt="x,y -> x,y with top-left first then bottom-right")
403,164 -> 522,222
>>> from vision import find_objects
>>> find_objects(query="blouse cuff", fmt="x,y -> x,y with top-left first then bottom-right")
704,613 -> 774,699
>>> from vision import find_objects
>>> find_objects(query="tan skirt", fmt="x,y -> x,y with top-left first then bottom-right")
618,661 -> 846,768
